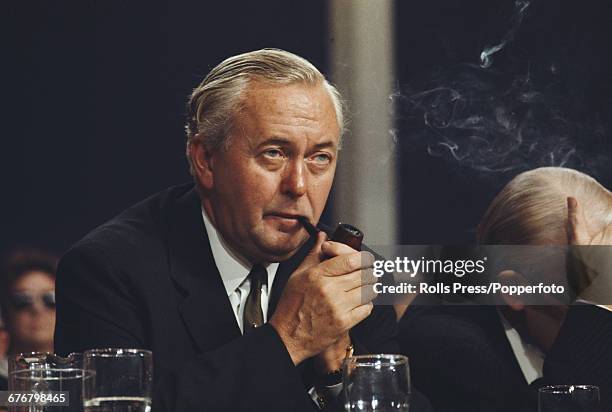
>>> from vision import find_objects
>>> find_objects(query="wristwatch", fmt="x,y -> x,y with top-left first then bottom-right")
320,343 -> 354,386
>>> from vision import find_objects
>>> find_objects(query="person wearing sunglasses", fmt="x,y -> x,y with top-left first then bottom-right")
0,249 -> 57,356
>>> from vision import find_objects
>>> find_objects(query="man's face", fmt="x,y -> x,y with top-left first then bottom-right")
197,81 -> 340,263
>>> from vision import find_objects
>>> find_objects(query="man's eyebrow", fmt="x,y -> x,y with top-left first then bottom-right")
311,141 -> 337,150
257,137 -> 292,147
256,137 -> 338,150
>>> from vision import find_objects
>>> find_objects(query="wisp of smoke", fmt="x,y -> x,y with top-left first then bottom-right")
393,63 -> 610,175
480,0 -> 532,68
392,0 -> 610,179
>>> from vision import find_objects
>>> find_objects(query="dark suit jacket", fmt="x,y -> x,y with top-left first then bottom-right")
54,183 -> 429,411
398,299 -> 612,411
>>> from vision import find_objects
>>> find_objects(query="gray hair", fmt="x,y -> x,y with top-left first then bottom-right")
478,167 -> 612,245
185,48 -> 345,175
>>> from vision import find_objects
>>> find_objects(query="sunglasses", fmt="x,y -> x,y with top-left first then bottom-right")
9,291 -> 56,310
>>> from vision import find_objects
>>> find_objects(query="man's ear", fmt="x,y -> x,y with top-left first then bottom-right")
497,270 -> 526,312
189,137 -> 214,190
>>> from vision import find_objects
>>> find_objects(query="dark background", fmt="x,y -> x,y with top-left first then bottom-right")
397,0 -> 612,243
3,0 -> 612,255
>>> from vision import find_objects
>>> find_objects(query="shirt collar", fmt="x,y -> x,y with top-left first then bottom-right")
201,208 -> 279,296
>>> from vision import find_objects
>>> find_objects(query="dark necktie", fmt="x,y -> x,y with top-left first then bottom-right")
242,264 -> 267,335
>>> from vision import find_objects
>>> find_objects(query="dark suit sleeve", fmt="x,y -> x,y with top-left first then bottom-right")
543,304 -> 612,406
54,245 -> 317,412
350,305 -> 398,354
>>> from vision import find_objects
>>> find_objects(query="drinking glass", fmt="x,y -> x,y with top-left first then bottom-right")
8,352 -> 85,412
343,354 -> 410,412
82,349 -> 152,412
538,385 -> 600,412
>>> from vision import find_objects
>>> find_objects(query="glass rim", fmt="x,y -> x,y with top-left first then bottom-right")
10,351 -> 53,359
11,351 -> 81,358
84,348 -> 152,358
9,352 -> 83,371
10,367 -> 93,378
344,354 -> 408,367
539,385 -> 600,394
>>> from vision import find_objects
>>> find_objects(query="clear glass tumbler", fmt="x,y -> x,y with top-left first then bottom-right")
82,349 -> 152,412
343,354 -> 410,412
8,352 -> 85,412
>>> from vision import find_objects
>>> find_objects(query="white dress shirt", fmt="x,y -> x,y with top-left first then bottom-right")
498,311 -> 545,385
201,208 -> 279,333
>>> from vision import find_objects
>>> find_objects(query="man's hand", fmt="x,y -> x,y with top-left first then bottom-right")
567,197 -> 612,310
269,232 -> 378,366
567,197 -> 612,245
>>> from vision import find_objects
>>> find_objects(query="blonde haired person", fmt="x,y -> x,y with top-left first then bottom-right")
398,167 -> 612,412
478,167 -> 612,245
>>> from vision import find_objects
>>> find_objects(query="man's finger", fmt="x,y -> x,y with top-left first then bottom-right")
346,283 -> 378,310
326,284 -> 378,313
326,268 -> 378,292
567,197 -> 589,245
318,251 -> 375,277
321,240 -> 356,258
347,302 -> 374,327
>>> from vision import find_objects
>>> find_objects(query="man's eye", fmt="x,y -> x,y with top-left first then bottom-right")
263,149 -> 283,158
312,153 -> 332,164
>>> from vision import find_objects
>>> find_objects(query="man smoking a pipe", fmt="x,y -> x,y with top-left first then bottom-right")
54,48 -> 431,411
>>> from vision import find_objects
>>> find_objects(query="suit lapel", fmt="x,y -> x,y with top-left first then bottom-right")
166,188 -> 241,352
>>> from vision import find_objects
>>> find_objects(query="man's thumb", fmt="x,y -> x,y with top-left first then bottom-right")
301,231 -> 328,268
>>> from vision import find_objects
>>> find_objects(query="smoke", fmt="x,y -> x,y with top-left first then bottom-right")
480,0 -> 531,68
396,64 -> 590,173
395,0 -> 611,179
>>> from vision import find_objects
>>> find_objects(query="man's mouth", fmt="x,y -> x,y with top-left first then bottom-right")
271,212 -> 301,219
265,213 -> 308,230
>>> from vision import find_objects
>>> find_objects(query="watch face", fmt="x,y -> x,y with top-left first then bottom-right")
322,370 -> 343,387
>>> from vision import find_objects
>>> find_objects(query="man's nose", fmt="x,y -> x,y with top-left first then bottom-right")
281,159 -> 307,197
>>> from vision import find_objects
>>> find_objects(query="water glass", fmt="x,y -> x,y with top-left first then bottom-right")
343,354 -> 410,412
8,352 -> 85,412
539,385 -> 600,412
82,349 -> 152,412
